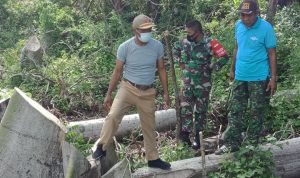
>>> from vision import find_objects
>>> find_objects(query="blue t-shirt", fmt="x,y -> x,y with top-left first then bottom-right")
117,37 -> 164,85
235,17 -> 276,81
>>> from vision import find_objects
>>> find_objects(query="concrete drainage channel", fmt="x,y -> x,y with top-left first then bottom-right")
0,98 -> 9,123
0,88 -> 101,178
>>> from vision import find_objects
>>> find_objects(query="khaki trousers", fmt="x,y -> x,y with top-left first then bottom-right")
98,81 -> 159,160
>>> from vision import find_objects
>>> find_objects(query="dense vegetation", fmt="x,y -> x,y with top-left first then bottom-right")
1,0 -> 300,175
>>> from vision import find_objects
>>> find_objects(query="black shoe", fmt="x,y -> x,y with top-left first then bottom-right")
92,145 -> 106,159
148,158 -> 171,170
191,141 -> 200,150
191,132 -> 200,150
179,131 -> 192,146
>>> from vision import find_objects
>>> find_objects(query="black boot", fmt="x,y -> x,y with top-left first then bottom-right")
148,158 -> 171,170
179,131 -> 192,146
192,132 -> 200,150
92,145 -> 106,159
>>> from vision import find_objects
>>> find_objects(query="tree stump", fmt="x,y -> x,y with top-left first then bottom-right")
20,36 -> 44,69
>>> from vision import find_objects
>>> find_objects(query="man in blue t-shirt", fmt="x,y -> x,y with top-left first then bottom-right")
92,14 -> 171,170
215,0 -> 277,154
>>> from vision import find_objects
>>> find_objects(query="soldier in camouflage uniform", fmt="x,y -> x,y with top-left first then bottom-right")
215,0 -> 277,154
173,20 -> 229,150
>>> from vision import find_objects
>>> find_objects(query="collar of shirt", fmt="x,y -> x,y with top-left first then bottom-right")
190,36 -> 207,45
243,16 -> 261,29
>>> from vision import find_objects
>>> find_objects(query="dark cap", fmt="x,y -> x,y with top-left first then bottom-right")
238,0 -> 259,14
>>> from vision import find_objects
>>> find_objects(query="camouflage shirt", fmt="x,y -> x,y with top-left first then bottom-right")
173,36 -> 229,75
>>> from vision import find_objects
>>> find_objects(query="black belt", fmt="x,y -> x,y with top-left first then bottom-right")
124,79 -> 153,90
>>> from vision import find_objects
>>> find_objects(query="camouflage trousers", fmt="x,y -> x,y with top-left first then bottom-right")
180,72 -> 211,134
223,80 -> 270,148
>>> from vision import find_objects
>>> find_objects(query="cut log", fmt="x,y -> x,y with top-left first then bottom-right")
132,137 -> 300,178
67,109 -> 176,139
0,88 -> 101,178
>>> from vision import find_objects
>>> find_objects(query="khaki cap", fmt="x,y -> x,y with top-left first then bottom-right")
132,14 -> 155,30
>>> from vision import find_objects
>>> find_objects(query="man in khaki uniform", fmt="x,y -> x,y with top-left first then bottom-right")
92,14 -> 171,170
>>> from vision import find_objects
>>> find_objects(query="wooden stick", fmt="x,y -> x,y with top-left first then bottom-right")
200,131 -> 206,178
217,125 -> 222,149
163,31 -> 181,140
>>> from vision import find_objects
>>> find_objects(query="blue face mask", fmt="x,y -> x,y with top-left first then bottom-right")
138,32 -> 152,43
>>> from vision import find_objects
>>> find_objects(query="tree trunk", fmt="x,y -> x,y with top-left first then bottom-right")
133,137 -> 300,178
110,0 -> 123,12
67,109 -> 177,140
267,0 -> 278,26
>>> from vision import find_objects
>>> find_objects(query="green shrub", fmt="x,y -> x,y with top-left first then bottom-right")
275,5 -> 300,85
160,142 -> 194,162
66,126 -> 93,157
39,2 -> 76,55
0,0 -> 40,49
0,40 -> 26,88
267,89 -> 300,137
209,146 -> 277,178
